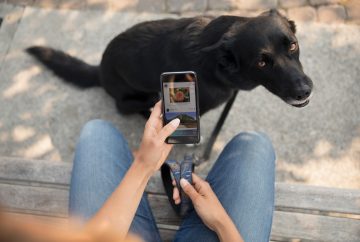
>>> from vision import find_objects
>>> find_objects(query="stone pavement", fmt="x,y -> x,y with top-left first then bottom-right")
1,0 -> 360,24
0,3 -> 359,189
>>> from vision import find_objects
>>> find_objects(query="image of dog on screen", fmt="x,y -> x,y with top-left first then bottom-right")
170,87 -> 190,103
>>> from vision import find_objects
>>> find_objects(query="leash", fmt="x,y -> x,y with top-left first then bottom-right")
161,90 -> 238,216
202,90 -> 238,161
161,154 -> 195,217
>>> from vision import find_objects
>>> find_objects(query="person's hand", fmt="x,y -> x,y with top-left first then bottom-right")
134,100 -> 180,173
175,174 -> 232,232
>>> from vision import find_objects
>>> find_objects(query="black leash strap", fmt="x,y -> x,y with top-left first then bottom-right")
202,90 -> 238,161
161,154 -> 194,217
162,91 -> 238,216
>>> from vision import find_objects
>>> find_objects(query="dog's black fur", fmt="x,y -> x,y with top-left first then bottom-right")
26,10 -> 313,117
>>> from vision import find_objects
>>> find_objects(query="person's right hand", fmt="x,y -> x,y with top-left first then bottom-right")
176,174 -> 230,232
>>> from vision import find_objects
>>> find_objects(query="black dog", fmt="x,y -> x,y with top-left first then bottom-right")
26,9 -> 313,117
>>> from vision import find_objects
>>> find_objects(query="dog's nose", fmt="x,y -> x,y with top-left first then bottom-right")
295,86 -> 311,100
294,76 -> 312,100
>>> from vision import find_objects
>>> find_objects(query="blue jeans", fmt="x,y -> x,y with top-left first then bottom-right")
69,120 -> 275,242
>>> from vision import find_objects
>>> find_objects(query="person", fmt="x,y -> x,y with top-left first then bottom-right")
69,100 -> 276,242
0,208 -> 141,242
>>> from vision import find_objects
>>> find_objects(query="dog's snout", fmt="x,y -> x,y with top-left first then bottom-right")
296,87 -> 311,100
294,76 -> 312,100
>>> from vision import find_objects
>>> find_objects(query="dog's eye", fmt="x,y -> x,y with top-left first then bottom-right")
257,60 -> 266,68
289,42 -> 297,52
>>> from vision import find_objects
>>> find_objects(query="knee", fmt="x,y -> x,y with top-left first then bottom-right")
80,119 -> 113,137
77,119 -> 128,158
74,119 -> 130,167
232,131 -> 272,146
79,119 -> 125,143
229,131 -> 275,162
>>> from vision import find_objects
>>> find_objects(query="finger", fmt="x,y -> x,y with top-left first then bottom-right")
180,178 -> 199,202
148,100 -> 162,125
144,101 -> 162,133
158,118 -> 180,142
192,173 -> 203,183
192,173 -> 210,195
173,187 -> 180,201
172,180 -> 181,204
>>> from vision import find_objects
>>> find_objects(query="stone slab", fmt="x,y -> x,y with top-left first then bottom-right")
0,7 -> 359,189
318,4 -> 347,24
344,0 -> 360,24
279,0 -> 307,9
288,6 -> 317,22
0,4 -> 25,68
237,0 -> 277,10
167,0 -> 207,13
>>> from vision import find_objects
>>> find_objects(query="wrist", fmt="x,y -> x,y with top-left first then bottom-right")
214,213 -> 243,242
133,158 -> 155,178
213,212 -> 232,234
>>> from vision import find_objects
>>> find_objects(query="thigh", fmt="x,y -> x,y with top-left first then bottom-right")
69,119 -> 161,242
175,132 -> 276,242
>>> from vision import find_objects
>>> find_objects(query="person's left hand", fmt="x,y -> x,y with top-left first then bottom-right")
134,100 -> 180,173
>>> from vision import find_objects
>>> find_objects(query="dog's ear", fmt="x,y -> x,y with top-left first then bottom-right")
201,39 -> 239,73
217,42 -> 238,73
260,9 -> 282,17
202,39 -> 239,74
288,20 -> 296,33
260,9 -> 296,34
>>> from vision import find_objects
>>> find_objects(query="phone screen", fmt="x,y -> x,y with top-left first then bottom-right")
160,71 -> 200,144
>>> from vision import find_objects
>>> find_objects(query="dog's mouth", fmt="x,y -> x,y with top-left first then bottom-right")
291,99 -> 310,108
285,91 -> 313,108
286,95 -> 311,108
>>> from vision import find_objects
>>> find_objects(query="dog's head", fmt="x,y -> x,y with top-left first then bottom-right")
205,10 -> 313,107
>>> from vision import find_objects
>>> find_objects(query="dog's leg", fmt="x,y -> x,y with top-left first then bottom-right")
115,93 -> 158,118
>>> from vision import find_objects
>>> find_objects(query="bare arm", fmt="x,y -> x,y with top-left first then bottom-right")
86,160 -> 152,239
214,213 -> 244,242
86,101 -> 180,239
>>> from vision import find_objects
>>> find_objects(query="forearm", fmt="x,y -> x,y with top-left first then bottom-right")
86,159 -> 152,239
215,214 -> 244,242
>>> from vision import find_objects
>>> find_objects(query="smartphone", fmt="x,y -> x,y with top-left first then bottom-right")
160,71 -> 200,144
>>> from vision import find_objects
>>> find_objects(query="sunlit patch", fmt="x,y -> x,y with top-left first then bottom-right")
33,37 -> 47,46
23,134 -> 53,158
3,66 -> 41,99
313,139 -> 332,157
19,112 -> 32,121
0,132 -> 9,142
41,95 -> 65,116
12,125 -> 35,142
34,83 -> 57,97
277,137 -> 360,189
332,30 -> 360,51
213,139 -> 226,152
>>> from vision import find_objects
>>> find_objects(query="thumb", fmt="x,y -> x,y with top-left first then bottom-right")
180,178 -> 199,201
158,118 -> 180,142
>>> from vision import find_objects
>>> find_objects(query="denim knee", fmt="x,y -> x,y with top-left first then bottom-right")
228,131 -> 276,161
75,119 -> 129,165
232,131 -> 272,147
79,119 -> 126,143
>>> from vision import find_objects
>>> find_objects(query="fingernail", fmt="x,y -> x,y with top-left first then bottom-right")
170,118 -> 180,127
180,178 -> 189,187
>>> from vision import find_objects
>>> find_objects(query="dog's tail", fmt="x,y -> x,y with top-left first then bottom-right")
26,46 -> 100,88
